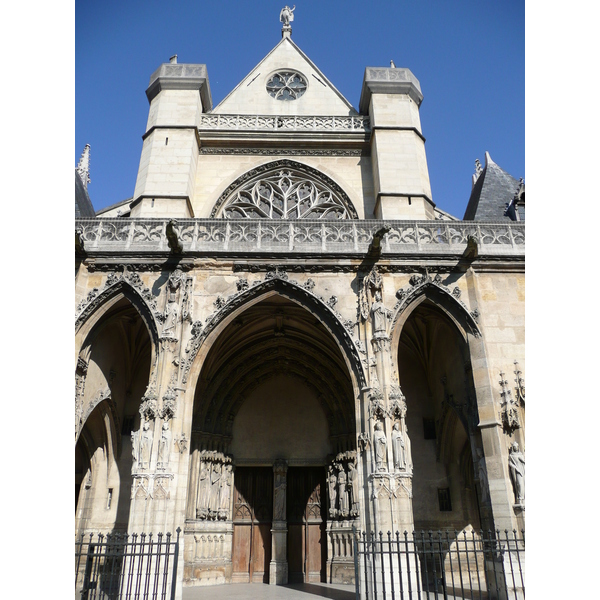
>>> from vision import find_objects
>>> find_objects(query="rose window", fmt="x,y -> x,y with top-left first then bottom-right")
216,165 -> 356,220
266,71 -> 307,101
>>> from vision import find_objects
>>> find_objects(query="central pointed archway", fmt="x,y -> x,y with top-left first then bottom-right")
184,291 -> 359,586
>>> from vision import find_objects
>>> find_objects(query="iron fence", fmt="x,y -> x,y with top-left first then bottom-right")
354,529 -> 524,600
75,529 -> 181,600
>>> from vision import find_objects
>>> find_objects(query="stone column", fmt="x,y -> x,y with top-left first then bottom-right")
358,267 -> 418,598
269,459 -> 288,585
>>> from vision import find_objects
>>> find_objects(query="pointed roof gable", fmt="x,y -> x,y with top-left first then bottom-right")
213,37 -> 357,116
463,152 -> 520,221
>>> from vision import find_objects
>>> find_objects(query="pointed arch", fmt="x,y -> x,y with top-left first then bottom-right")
390,278 -> 481,350
183,274 -> 366,397
209,159 -> 360,220
75,276 -> 160,367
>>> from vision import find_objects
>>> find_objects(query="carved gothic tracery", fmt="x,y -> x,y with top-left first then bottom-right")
211,160 -> 358,220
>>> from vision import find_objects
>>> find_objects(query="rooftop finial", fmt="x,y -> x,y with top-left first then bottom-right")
77,144 -> 91,189
390,60 -> 396,68
280,5 -> 295,38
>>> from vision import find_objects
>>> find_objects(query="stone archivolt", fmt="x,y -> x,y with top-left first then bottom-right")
191,295 -> 356,452
391,271 -> 481,339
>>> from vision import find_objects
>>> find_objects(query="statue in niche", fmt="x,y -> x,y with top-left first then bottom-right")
508,442 -> 525,504
273,470 -> 287,521
477,448 -> 489,504
337,466 -> 348,517
139,421 -> 153,469
163,269 -> 183,338
131,429 -> 139,468
280,5 -> 295,26
157,422 -> 171,470
391,422 -> 407,471
209,462 -> 222,515
327,465 -> 338,517
197,460 -> 211,517
348,462 -> 359,515
370,290 -> 392,337
373,421 -> 387,472
219,465 -> 232,519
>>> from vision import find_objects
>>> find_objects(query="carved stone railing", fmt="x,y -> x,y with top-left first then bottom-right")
76,218 -> 524,257
198,114 -> 371,133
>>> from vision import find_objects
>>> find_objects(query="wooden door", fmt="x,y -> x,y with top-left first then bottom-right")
232,467 -> 273,583
287,467 -> 326,583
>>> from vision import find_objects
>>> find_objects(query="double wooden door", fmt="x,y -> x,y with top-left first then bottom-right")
287,467 -> 326,583
232,467 -> 273,583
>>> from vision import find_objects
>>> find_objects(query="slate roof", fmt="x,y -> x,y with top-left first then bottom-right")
75,171 -> 95,218
463,152 -> 521,221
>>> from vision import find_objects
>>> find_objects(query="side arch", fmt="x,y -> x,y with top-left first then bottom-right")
390,279 -> 481,351
75,277 -> 161,369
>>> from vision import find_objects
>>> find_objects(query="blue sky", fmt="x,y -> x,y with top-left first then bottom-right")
76,0 -> 524,219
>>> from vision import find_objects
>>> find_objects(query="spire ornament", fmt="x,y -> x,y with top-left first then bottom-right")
77,144 -> 91,189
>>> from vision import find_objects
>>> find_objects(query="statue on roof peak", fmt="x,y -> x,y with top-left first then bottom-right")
280,5 -> 295,27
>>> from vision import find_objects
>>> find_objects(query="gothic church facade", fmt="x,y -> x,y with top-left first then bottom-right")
75,16 -> 524,592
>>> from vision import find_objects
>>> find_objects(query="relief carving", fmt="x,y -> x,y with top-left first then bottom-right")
327,451 -> 358,519
195,450 -> 233,521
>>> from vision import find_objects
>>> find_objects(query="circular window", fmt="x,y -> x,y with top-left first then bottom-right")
266,71 -> 307,101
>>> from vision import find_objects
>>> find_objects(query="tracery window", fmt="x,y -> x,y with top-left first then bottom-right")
215,164 -> 356,220
266,71 -> 307,101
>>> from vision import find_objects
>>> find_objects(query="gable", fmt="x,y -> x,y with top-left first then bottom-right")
213,37 -> 357,116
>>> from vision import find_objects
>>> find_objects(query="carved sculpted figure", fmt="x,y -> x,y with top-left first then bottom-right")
373,421 -> 387,471
280,5 -> 295,26
348,462 -> 359,515
391,422 -> 406,471
337,466 -> 348,516
370,290 -> 392,336
197,460 -> 211,518
157,422 -> 171,469
328,465 -> 338,516
508,442 -> 525,504
273,471 -> 287,520
163,269 -> 183,337
209,462 -> 222,514
219,465 -> 232,519
139,421 -> 153,469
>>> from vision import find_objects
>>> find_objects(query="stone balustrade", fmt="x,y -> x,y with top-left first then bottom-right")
198,114 -> 371,132
76,218 -> 524,257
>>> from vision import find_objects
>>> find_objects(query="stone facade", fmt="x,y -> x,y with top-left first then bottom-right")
75,21 -> 524,599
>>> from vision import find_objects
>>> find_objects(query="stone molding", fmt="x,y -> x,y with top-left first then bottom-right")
199,147 -> 368,157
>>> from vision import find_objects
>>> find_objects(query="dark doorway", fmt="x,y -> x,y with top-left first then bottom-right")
287,467 -> 327,583
231,467 -> 273,583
